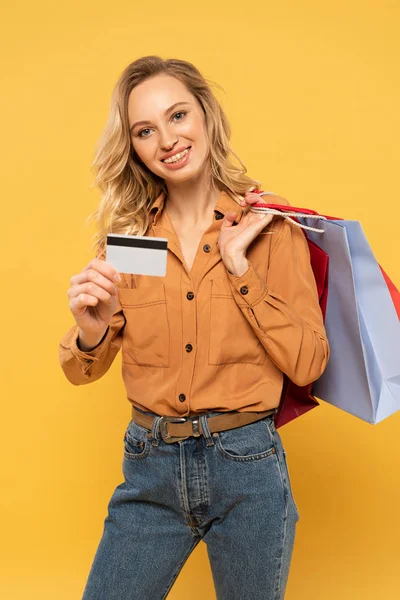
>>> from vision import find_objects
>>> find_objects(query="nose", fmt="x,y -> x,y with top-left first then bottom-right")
158,125 -> 178,150
161,138 -> 179,151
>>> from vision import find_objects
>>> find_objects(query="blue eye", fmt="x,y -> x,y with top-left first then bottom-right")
137,111 -> 187,138
173,111 -> 186,121
138,128 -> 151,138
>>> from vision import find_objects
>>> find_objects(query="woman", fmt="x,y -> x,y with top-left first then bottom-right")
59,56 -> 330,600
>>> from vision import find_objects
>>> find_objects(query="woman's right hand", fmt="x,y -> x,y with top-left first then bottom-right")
67,258 -> 121,338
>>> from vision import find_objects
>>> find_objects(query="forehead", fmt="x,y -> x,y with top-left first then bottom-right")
128,75 -> 194,121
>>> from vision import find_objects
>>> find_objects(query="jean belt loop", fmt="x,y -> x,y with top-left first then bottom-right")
152,416 -> 163,440
199,413 -> 214,447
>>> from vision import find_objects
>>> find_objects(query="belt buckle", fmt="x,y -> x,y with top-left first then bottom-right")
159,416 -> 189,443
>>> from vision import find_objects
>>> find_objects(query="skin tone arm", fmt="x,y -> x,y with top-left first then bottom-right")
77,325 -> 110,351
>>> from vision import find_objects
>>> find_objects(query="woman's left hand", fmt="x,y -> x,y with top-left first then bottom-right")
218,192 -> 274,260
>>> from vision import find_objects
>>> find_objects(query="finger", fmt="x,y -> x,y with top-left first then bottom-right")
72,267 -> 120,295
222,211 -> 238,226
245,211 -> 274,230
69,272 -> 118,301
70,291 -> 115,315
70,293 -> 101,312
254,213 -> 274,227
69,283 -> 114,308
83,258 -> 121,283
244,192 -> 264,205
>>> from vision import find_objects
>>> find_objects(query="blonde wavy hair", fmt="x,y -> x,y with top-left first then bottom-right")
86,55 -> 267,259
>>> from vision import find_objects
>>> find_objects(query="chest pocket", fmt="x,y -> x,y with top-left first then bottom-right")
118,282 -> 170,367
209,277 -> 266,365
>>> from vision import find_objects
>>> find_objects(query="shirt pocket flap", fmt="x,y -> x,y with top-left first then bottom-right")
118,282 -> 167,307
211,277 -> 246,306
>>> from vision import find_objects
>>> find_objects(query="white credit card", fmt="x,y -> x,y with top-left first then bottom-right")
106,233 -> 168,276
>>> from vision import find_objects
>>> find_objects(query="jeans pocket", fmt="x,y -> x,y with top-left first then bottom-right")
123,421 -> 151,459
214,418 -> 277,462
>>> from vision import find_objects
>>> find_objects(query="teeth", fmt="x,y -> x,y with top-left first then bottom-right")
163,147 -> 190,164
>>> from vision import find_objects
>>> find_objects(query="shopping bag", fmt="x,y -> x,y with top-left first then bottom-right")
275,238 -> 329,428
250,191 -> 330,428
253,194 -> 400,425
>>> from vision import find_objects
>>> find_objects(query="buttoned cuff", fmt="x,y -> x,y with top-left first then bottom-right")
226,259 -> 269,307
61,325 -> 113,365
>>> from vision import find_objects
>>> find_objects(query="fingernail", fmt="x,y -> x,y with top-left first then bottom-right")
114,273 -> 121,282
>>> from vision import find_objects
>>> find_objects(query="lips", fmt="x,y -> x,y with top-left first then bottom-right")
160,146 -> 191,162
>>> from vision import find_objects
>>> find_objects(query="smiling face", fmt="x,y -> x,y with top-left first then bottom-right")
128,74 -> 210,183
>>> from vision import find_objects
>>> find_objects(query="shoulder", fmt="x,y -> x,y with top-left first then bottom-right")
264,193 -> 309,254
259,192 -> 292,239
259,192 -> 291,207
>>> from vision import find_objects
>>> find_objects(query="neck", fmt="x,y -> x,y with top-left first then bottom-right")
164,171 -> 222,228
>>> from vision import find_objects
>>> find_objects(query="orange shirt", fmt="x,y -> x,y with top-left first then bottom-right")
59,189 -> 330,417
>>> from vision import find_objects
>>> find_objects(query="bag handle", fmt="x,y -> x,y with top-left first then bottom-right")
250,190 -> 341,232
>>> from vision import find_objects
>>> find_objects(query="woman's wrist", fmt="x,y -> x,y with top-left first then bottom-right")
223,254 -> 249,277
77,326 -> 109,352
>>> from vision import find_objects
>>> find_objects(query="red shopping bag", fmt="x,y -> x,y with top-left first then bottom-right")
275,238 -> 329,428
252,190 -> 400,427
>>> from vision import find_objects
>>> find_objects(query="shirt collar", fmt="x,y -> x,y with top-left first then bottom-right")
149,188 -> 245,227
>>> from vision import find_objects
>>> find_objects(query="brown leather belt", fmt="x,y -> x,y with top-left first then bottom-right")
132,406 -> 278,444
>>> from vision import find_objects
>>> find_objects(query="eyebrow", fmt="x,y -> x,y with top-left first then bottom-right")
130,101 -> 191,133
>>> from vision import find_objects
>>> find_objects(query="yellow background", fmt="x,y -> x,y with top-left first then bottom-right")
1,1 -> 399,598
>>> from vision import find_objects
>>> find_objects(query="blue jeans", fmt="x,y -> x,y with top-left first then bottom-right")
82,407 -> 300,600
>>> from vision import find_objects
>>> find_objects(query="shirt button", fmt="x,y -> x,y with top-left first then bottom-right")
185,344 -> 193,352
240,286 -> 248,295
187,292 -> 194,300
215,212 -> 224,220
203,244 -> 211,253
178,393 -> 186,402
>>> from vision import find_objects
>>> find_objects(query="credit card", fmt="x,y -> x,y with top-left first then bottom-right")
106,233 -> 168,276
